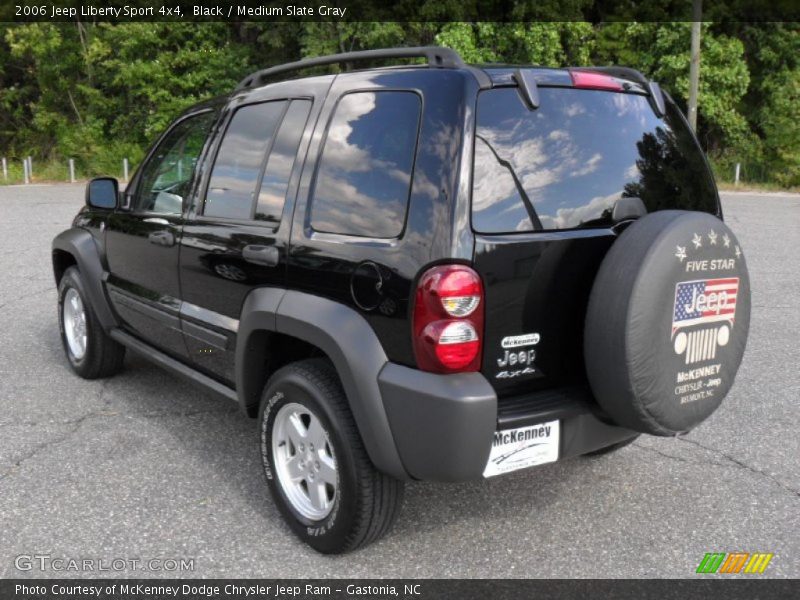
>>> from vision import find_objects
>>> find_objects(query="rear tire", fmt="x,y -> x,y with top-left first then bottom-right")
259,358 -> 403,554
58,266 -> 125,379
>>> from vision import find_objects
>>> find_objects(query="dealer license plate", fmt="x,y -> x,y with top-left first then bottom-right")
483,420 -> 560,478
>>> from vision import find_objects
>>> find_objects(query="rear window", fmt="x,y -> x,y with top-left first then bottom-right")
472,87 -> 718,233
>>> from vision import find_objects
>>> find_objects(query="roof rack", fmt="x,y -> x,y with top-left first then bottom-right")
235,46 -> 465,91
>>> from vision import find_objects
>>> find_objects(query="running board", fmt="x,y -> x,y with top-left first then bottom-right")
109,329 -> 238,404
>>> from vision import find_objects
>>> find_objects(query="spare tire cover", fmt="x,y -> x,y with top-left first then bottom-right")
584,210 -> 750,436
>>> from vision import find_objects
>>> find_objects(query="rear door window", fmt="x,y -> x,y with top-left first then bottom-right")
255,100 -> 311,223
309,91 -> 421,238
203,101 -> 286,220
472,87 -> 718,233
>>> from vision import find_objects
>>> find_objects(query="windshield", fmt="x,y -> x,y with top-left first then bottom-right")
471,87 -> 719,233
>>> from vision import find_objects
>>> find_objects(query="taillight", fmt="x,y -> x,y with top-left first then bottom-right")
570,70 -> 624,91
413,265 -> 484,373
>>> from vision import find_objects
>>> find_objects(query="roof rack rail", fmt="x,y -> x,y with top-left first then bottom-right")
235,46 -> 465,91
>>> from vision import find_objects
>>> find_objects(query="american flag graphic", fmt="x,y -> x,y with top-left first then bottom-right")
673,278 -> 739,334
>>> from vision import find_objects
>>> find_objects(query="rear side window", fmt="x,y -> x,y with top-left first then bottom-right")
472,87 -> 718,233
204,101 -> 286,220
310,91 -> 421,238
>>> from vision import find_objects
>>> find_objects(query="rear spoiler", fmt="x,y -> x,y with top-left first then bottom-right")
585,66 -> 666,117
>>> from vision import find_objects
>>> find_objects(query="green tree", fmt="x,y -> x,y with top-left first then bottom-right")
734,23 -> 800,183
96,23 -> 249,140
301,22 -> 407,58
759,68 -> 800,185
3,22 -> 253,171
1,18 -> 798,187
594,23 -> 752,164
435,22 -> 594,65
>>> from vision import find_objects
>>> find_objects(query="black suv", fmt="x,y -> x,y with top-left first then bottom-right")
53,47 -> 750,553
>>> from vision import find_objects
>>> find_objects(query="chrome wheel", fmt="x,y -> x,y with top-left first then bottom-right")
63,288 -> 87,360
272,402 -> 338,521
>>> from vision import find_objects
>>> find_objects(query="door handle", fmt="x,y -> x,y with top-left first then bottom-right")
148,230 -> 175,247
242,245 -> 280,267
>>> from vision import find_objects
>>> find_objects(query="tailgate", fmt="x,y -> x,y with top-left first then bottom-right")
470,75 -> 719,397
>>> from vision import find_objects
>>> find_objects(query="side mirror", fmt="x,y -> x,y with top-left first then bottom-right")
86,177 -> 119,210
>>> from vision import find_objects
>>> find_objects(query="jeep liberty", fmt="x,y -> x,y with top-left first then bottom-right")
52,47 -> 751,553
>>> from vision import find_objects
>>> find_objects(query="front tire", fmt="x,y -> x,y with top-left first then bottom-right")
259,359 -> 403,554
58,266 -> 125,379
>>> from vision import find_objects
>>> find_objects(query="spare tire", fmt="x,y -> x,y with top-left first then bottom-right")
584,210 -> 750,436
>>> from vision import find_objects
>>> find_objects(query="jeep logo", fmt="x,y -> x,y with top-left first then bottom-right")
685,288 -> 730,315
497,349 -> 536,368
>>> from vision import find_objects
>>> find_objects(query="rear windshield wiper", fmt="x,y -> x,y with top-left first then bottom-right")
475,134 -> 543,231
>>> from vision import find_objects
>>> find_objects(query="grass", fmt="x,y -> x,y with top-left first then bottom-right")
0,158 -> 130,185
717,181 -> 800,194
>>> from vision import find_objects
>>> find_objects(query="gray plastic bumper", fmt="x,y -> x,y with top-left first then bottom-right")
378,363 -> 497,482
378,364 -> 639,481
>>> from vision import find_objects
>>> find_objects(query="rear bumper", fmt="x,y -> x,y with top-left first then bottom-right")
378,363 -> 637,481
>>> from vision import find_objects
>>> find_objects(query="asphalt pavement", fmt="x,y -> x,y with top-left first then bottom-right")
0,185 -> 797,578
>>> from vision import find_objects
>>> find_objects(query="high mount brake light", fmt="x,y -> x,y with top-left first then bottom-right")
570,70 -> 624,92
413,265 -> 484,373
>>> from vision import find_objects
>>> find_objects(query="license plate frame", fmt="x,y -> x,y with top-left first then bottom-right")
483,420 -> 560,478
